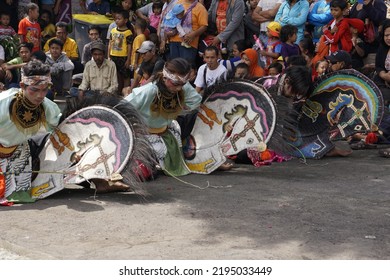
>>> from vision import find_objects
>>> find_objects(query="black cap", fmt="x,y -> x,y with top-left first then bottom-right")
326,50 -> 352,66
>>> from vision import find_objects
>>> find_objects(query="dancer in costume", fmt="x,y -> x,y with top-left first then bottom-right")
125,58 -> 202,176
276,65 -> 384,158
0,59 -> 61,206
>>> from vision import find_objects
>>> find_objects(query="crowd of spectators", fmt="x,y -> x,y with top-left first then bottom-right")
0,0 -> 389,103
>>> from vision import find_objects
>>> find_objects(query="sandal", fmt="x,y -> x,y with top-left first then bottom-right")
350,141 -> 377,150
92,179 -> 131,193
378,148 -> 390,158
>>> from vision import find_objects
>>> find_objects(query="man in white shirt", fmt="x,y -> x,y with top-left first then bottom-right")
194,46 -> 227,94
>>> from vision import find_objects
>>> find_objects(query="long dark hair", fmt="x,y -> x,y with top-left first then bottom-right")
380,19 -> 390,47
284,65 -> 312,99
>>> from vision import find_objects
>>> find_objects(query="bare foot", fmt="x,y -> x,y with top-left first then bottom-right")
217,161 -> 234,171
325,146 -> 353,157
92,179 -> 131,193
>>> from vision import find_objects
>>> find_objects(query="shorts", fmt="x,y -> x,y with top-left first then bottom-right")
110,56 -> 132,78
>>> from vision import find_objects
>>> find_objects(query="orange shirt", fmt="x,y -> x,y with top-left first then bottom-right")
169,0 -> 208,49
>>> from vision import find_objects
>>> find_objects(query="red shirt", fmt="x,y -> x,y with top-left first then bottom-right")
18,17 -> 41,52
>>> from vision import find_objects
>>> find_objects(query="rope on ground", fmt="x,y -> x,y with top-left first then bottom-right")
162,167 -> 233,190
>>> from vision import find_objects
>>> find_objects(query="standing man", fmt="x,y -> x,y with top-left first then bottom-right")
252,0 -> 282,46
76,41 -> 118,99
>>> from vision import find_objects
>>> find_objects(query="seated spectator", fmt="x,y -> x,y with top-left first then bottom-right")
73,41 -> 118,99
0,11 -> 17,37
194,46 -> 228,94
44,22 -> 79,62
1,43 -> 34,88
218,39 -> 247,78
44,22 -> 82,74
138,61 -> 155,86
81,25 -> 103,66
325,50 -> 352,72
313,60 -> 329,80
268,61 -> 283,76
45,39 -> 74,95
234,62 -> 250,79
374,19 -> 390,105
123,41 -> 165,95
87,0 -> 111,15
349,0 -> 387,56
39,10 -> 56,48
241,48 -> 265,78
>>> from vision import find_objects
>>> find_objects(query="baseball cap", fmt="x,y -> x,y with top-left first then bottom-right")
267,21 -> 282,38
326,50 -> 352,66
90,41 -> 106,53
137,41 -> 156,53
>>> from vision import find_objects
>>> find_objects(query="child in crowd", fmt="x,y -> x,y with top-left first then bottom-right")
299,37 -> 315,68
162,4 -> 191,48
18,3 -> 41,53
259,21 -> 282,70
106,6 -> 121,40
323,0 -> 352,53
280,24 -> 300,67
109,9 -> 133,94
0,12 -> 16,37
234,62 -> 250,79
313,60 -> 329,80
268,62 -> 283,76
219,39 -> 247,77
149,1 -> 164,30
131,18 -> 148,72
39,10 -> 56,47
121,0 -> 137,25
241,48 -> 265,79
139,61 -> 154,86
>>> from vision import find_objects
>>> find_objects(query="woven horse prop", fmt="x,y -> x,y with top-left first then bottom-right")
183,81 -> 278,174
295,69 -> 384,158
31,103 -> 154,199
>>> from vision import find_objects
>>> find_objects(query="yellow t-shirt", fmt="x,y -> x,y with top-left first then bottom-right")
170,1 -> 208,49
44,37 -> 79,59
110,27 -> 133,57
131,34 -> 146,66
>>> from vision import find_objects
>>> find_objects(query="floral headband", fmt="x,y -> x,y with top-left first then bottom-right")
162,66 -> 189,84
21,75 -> 52,86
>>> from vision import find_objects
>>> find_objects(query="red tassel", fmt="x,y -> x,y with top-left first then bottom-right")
260,149 -> 272,161
365,132 -> 378,144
